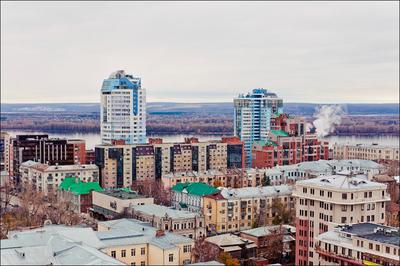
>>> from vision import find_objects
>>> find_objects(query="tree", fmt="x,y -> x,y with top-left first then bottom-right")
262,173 -> 271,186
131,179 -> 171,206
213,180 -> 223,188
271,198 -> 295,225
191,236 -> 221,263
218,252 -> 240,266
258,226 -> 284,263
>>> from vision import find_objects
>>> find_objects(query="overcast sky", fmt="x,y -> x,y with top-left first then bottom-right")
1,1 -> 399,103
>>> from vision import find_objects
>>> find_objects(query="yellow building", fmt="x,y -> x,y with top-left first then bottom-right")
97,218 -> 194,265
203,185 -> 294,234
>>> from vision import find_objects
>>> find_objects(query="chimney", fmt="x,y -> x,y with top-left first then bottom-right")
155,229 -> 165,237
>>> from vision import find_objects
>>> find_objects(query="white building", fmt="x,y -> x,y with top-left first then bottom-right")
234,88 -> 283,166
20,160 -> 99,195
293,173 -> 390,266
333,143 -> 400,161
100,70 -> 146,145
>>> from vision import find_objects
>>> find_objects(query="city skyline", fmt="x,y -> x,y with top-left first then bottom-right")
1,1 -> 399,104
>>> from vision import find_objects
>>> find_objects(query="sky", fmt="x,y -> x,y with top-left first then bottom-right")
1,1 -> 399,103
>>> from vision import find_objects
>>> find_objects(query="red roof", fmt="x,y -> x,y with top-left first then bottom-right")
204,192 -> 225,200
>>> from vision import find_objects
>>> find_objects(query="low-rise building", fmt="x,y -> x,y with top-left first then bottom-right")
92,188 -> 154,219
333,143 -> 400,161
203,185 -> 294,234
20,160 -> 99,195
240,225 -> 296,264
172,182 -> 219,212
97,218 -> 194,265
316,223 -> 399,266
128,204 -> 206,239
0,225 -> 124,265
205,233 -> 257,261
58,177 -> 103,213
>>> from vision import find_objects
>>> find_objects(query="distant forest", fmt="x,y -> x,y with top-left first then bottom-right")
1,103 -> 399,136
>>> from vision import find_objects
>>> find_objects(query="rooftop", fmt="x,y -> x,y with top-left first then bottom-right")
97,218 -> 193,250
220,185 -> 293,200
296,174 -> 386,191
130,204 -> 200,219
270,130 -> 289,137
205,234 -> 256,252
241,225 -> 296,237
188,261 -> 225,266
0,225 -> 123,265
21,161 -> 98,172
172,182 -> 219,196
341,223 -> 399,246
98,188 -> 149,200
59,177 -> 103,195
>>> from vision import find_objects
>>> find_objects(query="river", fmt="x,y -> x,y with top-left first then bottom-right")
4,130 -> 399,150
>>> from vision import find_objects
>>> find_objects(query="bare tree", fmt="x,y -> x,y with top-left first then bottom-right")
191,236 -> 221,263
258,225 -> 284,263
132,179 -> 171,206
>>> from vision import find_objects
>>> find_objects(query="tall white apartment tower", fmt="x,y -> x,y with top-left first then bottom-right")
100,70 -> 146,144
234,88 -> 283,166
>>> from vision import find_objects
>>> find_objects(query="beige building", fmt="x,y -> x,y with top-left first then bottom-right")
92,188 -> 154,218
203,185 -> 294,234
0,132 -> 13,177
19,160 -> 99,195
97,218 -> 194,265
293,174 -> 390,266
333,143 -> 400,161
316,223 -> 399,266
129,204 -> 206,239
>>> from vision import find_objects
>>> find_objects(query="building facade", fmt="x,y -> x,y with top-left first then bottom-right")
234,88 -> 283,166
316,223 -> 399,266
333,143 -> 400,161
0,132 -> 12,176
172,182 -> 219,212
100,70 -> 146,145
203,185 -> 294,234
20,160 -> 99,195
128,204 -> 206,239
293,174 -> 390,266
92,188 -> 154,218
95,137 -> 244,188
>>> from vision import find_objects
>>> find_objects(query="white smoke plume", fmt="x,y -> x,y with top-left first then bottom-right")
312,105 -> 344,137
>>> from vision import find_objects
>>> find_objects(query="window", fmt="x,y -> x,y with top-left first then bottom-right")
342,193 -> 347,200
184,245 -> 192,253
386,247 -> 390,254
141,248 -> 145,255
369,191 -> 372,197
341,217 -> 347,223
111,251 -> 116,258
369,243 -> 373,250
169,254 -> 174,262
141,261 -> 145,266
131,248 -> 136,256
121,250 -> 126,257
131,263 -> 136,266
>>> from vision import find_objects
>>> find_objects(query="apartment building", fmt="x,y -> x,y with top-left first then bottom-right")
252,114 -> 329,168
234,88 -> 284,166
203,185 -> 294,234
92,188 -> 154,218
0,132 -> 12,176
11,134 -> 86,181
293,174 -> 390,266
333,143 -> 400,161
316,223 -> 399,266
129,204 -> 206,239
100,70 -> 146,145
20,160 -> 99,195
97,218 -> 194,265
172,182 -> 219,212
95,137 -> 244,188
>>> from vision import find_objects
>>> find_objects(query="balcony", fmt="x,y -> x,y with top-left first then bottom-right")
315,246 -> 364,266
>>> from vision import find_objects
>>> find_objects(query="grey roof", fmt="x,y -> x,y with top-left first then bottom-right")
97,218 -> 193,250
131,204 -> 200,219
341,223 -> 399,246
98,188 -> 149,200
296,174 -> 386,190
189,261 -> 225,266
241,225 -> 295,237
220,185 -> 292,200
1,225 -> 124,265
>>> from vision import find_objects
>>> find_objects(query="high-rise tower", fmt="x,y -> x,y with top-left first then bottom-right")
234,88 -> 283,166
100,70 -> 146,144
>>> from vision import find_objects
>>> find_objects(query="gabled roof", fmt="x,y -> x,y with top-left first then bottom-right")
172,182 -> 219,196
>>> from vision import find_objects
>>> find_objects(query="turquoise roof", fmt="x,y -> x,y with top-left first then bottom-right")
255,140 -> 278,147
59,177 -> 103,195
270,130 -> 289,137
172,182 -> 219,196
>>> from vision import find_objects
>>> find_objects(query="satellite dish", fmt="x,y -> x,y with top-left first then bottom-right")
44,220 -> 52,226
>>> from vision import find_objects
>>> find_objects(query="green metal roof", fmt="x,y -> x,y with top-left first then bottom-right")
59,177 -> 103,195
255,140 -> 278,147
270,130 -> 289,137
172,182 -> 219,196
